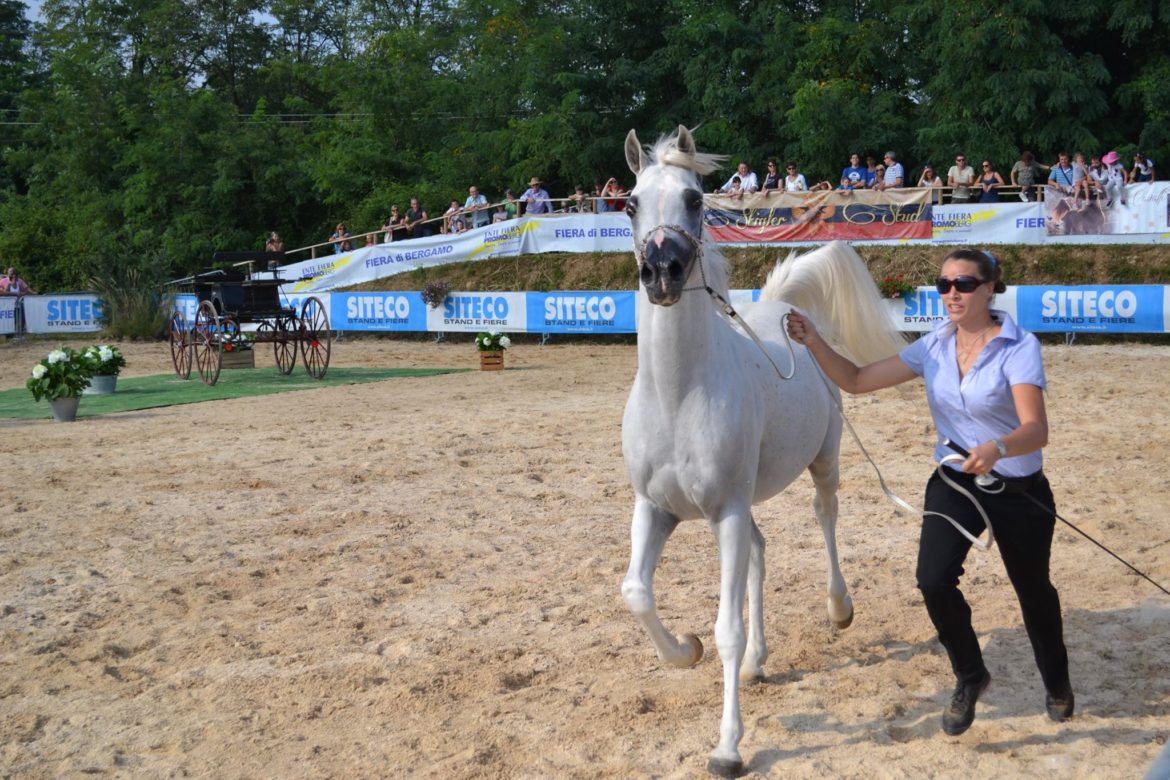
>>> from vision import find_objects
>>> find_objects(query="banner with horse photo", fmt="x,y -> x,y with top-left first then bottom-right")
1043,182 -> 1170,238
703,189 -> 933,243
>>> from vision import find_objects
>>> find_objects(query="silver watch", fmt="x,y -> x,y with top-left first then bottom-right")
992,438 -> 1008,458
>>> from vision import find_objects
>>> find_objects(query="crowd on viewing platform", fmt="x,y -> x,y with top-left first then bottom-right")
284,147 -> 1156,260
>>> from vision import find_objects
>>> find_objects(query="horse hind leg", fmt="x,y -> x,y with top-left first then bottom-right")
621,498 -> 704,668
808,457 -> 854,629
739,515 -> 768,682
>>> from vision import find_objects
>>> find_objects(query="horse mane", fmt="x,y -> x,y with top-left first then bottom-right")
647,132 -> 727,177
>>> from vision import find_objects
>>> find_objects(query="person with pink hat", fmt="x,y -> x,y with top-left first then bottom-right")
1101,151 -> 1127,208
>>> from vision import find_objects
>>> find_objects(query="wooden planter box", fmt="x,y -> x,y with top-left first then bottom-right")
479,351 -> 505,371
221,348 -> 256,369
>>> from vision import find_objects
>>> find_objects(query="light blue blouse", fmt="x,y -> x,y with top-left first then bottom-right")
899,310 -> 1045,478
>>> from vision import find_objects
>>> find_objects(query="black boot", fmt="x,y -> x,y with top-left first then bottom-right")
942,670 -> 991,736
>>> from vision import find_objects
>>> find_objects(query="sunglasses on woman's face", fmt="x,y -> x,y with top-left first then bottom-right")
935,275 -> 986,294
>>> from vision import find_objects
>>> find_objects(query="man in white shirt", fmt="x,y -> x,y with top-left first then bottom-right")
720,161 -> 758,198
948,154 -> 976,202
463,185 -> 490,228
881,151 -> 904,189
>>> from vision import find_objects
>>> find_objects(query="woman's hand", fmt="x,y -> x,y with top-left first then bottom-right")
962,441 -> 1001,476
785,310 -> 820,346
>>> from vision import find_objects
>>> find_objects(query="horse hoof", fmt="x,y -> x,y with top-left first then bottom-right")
832,610 -> 854,630
707,756 -> 746,777
680,633 -> 704,667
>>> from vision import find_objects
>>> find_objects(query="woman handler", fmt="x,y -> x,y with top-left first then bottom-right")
785,248 -> 1073,736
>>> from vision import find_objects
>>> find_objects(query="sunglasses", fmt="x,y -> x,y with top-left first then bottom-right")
935,275 -> 986,294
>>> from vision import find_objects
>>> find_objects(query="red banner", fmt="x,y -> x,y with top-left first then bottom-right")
704,189 -> 933,242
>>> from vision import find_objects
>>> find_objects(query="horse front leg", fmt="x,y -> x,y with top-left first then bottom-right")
621,497 -> 704,667
809,458 -> 854,629
740,516 -> 768,682
707,505 -> 752,778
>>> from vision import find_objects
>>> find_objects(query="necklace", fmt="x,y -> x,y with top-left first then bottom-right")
955,325 -> 994,367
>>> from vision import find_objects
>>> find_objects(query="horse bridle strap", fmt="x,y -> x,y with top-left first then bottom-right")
632,222 -> 704,267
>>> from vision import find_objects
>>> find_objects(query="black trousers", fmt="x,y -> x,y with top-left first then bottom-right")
916,469 -> 1071,693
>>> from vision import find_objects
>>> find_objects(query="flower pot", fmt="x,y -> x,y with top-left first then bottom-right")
83,374 -> 117,395
479,351 -> 505,371
221,349 -> 255,369
49,396 -> 80,422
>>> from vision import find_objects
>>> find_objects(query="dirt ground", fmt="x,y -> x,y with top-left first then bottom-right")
0,336 -> 1168,778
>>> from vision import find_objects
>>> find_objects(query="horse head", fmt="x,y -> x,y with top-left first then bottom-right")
624,126 -> 724,306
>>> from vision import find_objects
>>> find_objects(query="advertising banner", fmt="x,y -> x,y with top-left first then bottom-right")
21,294 -> 104,333
1015,285 -> 1164,333
1043,182 -> 1170,239
0,296 -> 16,334
931,203 -> 1043,245
426,291 -> 528,333
330,292 -> 424,332
279,214 -> 636,293
526,291 -> 637,334
704,189 -> 933,243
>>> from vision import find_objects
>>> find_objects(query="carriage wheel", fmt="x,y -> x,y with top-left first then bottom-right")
169,311 -> 192,379
258,318 -> 297,375
221,317 -> 240,353
298,296 -> 331,379
193,300 -> 223,386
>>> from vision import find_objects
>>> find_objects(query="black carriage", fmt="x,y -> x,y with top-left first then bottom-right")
168,253 -> 331,385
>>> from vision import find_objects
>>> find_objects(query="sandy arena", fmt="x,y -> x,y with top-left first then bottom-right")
0,337 -> 1167,778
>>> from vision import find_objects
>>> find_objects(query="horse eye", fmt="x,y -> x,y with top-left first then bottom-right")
625,197 -> 638,218
686,191 -> 703,211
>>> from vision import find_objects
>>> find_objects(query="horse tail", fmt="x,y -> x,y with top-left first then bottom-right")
760,241 -> 907,363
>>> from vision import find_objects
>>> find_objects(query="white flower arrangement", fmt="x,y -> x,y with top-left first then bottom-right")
475,331 -> 511,352
27,347 -> 94,402
82,344 -> 127,376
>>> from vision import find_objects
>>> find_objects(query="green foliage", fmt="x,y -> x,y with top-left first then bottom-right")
90,264 -> 172,340
0,0 -> 1167,296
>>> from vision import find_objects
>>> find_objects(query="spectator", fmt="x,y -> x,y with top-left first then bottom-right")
873,163 -> 887,190
0,267 -> 35,295
761,160 -> 781,195
329,223 -> 353,253
722,174 -> 744,198
783,162 -> 808,192
602,177 -> 628,211
1071,152 -> 1093,201
719,161 -> 758,197
464,185 -> 490,228
365,232 -> 377,247
591,181 -> 608,212
265,231 -> 284,253
1010,151 -> 1047,202
521,177 -> 553,215
839,153 -> 871,190
404,197 -> 431,238
977,160 -> 1005,203
948,153 -> 976,203
882,151 -> 904,189
918,165 -> 945,205
504,189 -> 519,220
568,184 -> 590,212
1101,150 -> 1128,207
382,204 -> 408,242
492,204 -> 509,223
809,180 -> 834,191
1047,152 -> 1081,198
443,199 -> 467,233
1130,152 -> 1155,183
1086,154 -> 1107,200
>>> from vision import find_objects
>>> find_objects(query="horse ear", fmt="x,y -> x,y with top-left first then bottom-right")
625,129 -> 646,175
676,125 -> 696,157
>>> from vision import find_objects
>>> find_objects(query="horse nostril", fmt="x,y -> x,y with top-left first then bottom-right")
640,264 -> 655,285
667,260 -> 684,281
